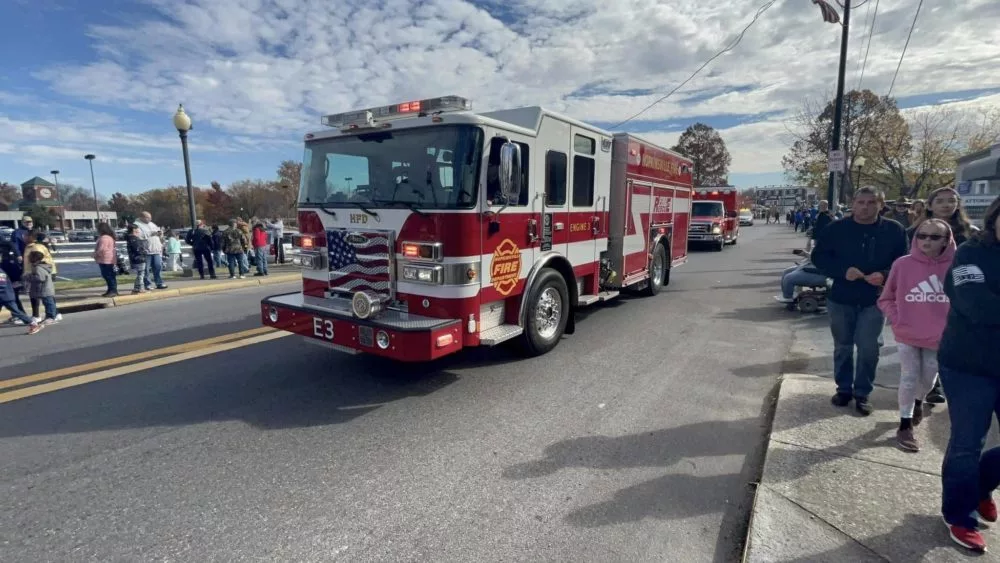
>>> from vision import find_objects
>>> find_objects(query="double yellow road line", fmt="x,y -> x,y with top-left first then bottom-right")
0,327 -> 291,404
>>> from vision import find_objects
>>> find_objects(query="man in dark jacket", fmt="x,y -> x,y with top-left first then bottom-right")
812,188 -> 908,415
185,220 -> 217,280
12,215 -> 33,263
807,200 -> 834,252
937,196 -> 1000,551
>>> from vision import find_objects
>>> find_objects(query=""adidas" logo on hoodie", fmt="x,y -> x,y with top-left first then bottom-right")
905,274 -> 950,303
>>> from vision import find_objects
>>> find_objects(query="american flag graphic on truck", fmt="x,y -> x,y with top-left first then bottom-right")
327,229 -> 393,297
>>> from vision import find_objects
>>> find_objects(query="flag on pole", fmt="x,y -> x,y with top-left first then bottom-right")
812,0 -> 842,24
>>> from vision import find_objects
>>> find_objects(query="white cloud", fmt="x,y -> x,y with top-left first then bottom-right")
18,0 -> 1000,178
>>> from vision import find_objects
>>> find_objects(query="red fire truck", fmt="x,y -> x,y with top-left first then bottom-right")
261,96 -> 693,361
688,187 -> 740,251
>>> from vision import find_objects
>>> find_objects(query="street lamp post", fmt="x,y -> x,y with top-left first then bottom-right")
173,104 -> 197,231
853,156 -> 867,194
50,169 -> 60,191
814,0 -> 852,207
83,154 -> 100,228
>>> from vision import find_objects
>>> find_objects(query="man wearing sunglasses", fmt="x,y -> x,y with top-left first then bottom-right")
812,188 -> 909,415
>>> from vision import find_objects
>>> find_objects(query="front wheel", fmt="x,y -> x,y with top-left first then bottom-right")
643,243 -> 667,296
714,240 -> 724,252
521,269 -> 570,357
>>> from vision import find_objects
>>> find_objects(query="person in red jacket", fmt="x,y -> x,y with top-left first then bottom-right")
251,223 -> 269,276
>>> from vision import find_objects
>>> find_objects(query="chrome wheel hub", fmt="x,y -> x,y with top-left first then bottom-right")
535,287 -> 562,339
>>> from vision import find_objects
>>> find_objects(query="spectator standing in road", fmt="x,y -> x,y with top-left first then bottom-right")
806,201 -> 834,253
165,230 -> 183,272
93,223 -> 118,298
877,219 -> 955,452
135,211 -> 168,290
937,196 -> 1000,552
266,218 -> 285,264
25,250 -> 60,325
252,223 -> 270,276
23,231 -> 56,275
812,188 -> 908,416
223,219 -> 249,279
186,220 -> 217,280
0,269 -> 41,334
12,215 -> 33,264
126,224 -> 149,294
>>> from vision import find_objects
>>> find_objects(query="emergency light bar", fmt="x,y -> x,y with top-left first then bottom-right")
321,96 -> 472,128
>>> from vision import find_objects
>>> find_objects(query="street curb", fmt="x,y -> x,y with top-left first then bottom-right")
0,273 -> 300,321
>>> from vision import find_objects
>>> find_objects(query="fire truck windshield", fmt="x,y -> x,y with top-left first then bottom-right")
299,125 -> 483,210
692,201 -> 724,217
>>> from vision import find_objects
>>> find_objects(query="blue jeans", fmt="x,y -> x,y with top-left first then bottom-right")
254,247 -> 269,275
941,367 -> 1000,529
146,254 -> 164,288
781,265 -> 828,299
98,263 -> 117,294
226,253 -> 243,277
133,261 -> 148,291
39,295 -> 58,319
1,298 -> 33,324
828,301 -> 885,399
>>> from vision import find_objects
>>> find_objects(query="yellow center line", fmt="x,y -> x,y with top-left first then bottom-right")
0,327 -> 276,391
0,331 -> 291,404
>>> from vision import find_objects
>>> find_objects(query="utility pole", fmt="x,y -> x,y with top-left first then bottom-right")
824,0 -> 851,207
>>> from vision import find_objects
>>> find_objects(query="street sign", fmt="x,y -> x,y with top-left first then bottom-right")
828,150 -> 845,173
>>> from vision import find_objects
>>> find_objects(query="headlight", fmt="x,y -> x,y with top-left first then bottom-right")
351,291 -> 381,319
401,264 -> 443,284
712,225 -> 722,234
376,330 -> 390,349
267,306 -> 279,323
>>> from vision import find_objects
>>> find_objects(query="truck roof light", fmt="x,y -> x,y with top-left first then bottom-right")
321,96 -> 471,128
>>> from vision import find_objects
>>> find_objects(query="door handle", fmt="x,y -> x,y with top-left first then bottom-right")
527,218 -> 539,243
591,216 -> 600,236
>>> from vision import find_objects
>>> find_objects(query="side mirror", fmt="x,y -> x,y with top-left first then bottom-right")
726,210 -> 738,218
499,142 -> 522,204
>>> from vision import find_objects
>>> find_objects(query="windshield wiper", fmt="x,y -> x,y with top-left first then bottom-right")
345,201 -> 380,220
370,199 -> 429,217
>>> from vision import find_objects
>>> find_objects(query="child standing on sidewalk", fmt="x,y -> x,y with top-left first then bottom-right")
877,218 -> 955,452
165,230 -> 183,272
126,224 -> 149,294
0,269 -> 42,334
24,251 -> 60,325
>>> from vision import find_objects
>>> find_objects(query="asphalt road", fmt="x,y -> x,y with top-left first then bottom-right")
0,223 -> 807,562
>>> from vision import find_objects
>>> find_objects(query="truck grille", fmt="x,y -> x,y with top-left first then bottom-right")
327,229 -> 394,299
689,223 -> 710,234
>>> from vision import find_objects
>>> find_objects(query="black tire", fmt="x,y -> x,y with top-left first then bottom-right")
643,243 -> 667,296
521,268 -> 570,357
714,240 -> 724,252
799,296 -> 820,314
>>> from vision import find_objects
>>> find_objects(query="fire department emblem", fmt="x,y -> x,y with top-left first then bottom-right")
490,239 -> 521,296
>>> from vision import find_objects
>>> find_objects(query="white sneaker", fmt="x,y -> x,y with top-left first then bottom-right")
773,296 -> 794,304
54,314 -> 63,323
32,317 -> 41,324
238,275 -> 245,279
13,318 -> 25,326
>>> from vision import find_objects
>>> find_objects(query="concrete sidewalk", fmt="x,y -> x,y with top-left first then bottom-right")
746,317 -> 1000,562
1,269 -> 299,321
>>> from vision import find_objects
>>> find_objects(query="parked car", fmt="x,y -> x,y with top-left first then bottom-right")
47,231 -> 67,244
69,230 -> 97,242
0,227 -> 12,243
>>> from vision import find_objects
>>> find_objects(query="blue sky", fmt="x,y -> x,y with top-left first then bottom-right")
2,0 -> 998,197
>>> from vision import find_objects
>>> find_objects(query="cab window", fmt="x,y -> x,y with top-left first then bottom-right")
486,137 -> 529,206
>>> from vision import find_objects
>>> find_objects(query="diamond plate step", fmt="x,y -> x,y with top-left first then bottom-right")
479,324 -> 524,346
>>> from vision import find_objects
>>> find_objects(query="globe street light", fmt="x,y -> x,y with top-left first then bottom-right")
173,104 -> 197,231
853,155 -> 867,195
50,169 -> 60,191
84,154 -> 101,228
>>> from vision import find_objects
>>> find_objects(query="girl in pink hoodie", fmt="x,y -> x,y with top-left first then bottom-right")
878,218 -> 956,452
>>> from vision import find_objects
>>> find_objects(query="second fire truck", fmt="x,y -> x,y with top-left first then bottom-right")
261,96 -> 693,361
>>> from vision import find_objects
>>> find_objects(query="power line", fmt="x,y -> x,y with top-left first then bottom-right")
854,0 -> 879,92
611,0 -> 778,130
886,0 -> 923,97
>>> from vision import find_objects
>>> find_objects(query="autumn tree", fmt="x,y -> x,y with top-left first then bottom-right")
134,187 -> 193,228
203,181 -> 233,225
782,89 -> 908,200
671,123 -> 732,187
0,182 -> 19,210
107,192 -> 139,226
227,179 -> 282,220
